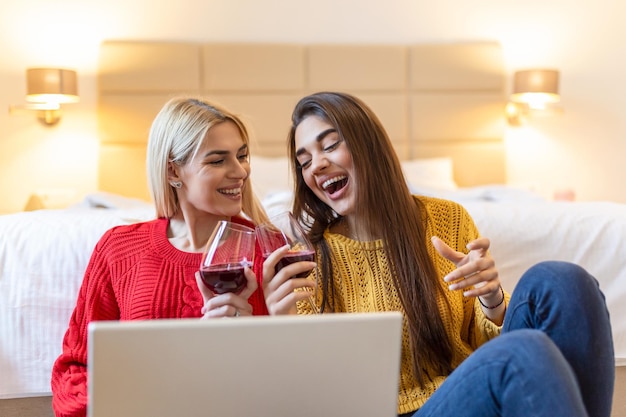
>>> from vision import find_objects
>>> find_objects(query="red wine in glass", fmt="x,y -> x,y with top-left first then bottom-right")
256,212 -> 316,279
256,213 -> 319,313
274,250 -> 316,278
200,262 -> 250,294
200,221 -> 255,295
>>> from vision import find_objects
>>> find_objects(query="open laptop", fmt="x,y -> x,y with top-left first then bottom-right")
87,312 -> 403,417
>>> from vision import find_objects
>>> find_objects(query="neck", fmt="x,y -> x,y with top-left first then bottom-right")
167,213 -> 229,252
335,216 -> 378,241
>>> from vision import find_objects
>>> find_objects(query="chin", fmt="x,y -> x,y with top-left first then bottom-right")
329,202 -> 354,217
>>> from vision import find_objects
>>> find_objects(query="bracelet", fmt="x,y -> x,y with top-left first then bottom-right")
478,285 -> 505,309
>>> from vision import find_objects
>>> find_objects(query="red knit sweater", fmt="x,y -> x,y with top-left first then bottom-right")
50,216 -> 268,417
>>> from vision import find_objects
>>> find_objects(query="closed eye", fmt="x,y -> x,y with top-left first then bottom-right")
323,139 -> 342,152
299,158 -> 312,169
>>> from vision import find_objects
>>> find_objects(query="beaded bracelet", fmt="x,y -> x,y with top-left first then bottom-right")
478,285 -> 505,309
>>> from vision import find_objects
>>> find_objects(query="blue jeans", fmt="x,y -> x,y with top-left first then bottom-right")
401,261 -> 614,417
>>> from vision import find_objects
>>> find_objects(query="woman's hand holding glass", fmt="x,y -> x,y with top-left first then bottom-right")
195,221 -> 258,319
256,212 -> 317,315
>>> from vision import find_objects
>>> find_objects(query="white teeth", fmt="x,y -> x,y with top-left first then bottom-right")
220,188 -> 241,195
322,176 -> 346,190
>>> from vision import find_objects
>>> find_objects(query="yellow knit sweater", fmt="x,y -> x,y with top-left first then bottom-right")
298,196 -> 508,414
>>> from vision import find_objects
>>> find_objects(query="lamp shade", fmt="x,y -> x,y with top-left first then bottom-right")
26,68 -> 79,104
510,69 -> 559,109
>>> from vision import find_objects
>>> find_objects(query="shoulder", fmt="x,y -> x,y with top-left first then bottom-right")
95,218 -> 164,253
100,217 -> 163,238
413,195 -> 470,219
413,195 -> 479,246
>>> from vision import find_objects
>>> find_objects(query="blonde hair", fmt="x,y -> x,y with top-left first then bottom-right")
147,96 -> 268,224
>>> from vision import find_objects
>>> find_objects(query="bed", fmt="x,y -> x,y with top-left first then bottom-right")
1,40 -> 625,416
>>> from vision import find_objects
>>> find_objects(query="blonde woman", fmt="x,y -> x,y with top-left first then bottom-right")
51,97 -> 304,417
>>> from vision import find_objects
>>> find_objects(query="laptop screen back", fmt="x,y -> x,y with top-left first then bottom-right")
87,312 -> 403,417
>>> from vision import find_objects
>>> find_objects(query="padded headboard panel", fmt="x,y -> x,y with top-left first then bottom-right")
98,41 -> 506,201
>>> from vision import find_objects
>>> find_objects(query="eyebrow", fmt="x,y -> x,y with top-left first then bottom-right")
295,128 -> 337,157
202,144 -> 248,158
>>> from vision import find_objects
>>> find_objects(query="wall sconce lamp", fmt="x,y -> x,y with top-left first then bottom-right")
505,69 -> 560,126
9,68 -> 79,126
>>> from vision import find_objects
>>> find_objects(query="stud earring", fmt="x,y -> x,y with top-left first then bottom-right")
170,181 -> 182,189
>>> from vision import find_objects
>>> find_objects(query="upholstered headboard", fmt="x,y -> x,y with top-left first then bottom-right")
98,41 -> 506,201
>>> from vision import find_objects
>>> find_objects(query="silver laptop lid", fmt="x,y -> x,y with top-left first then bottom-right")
88,312 -> 403,417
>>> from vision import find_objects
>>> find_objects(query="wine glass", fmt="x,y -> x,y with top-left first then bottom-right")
256,211 -> 316,277
256,212 -> 318,312
199,221 -> 256,295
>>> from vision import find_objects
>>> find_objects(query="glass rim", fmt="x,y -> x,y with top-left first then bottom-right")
216,220 -> 255,235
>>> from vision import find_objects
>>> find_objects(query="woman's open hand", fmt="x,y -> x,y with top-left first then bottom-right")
431,236 -> 503,306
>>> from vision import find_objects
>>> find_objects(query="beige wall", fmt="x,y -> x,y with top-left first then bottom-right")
0,0 -> 625,213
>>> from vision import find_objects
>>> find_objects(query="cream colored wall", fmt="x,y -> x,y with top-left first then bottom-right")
0,0 -> 625,213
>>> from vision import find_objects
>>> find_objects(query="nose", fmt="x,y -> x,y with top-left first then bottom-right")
229,158 -> 249,179
310,152 -> 329,173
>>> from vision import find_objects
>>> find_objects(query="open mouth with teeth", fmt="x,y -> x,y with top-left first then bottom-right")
322,175 -> 348,196
219,187 -> 242,197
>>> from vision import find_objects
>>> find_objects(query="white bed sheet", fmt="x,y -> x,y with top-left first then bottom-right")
461,199 -> 626,363
2,187 -> 625,399
0,196 -> 155,398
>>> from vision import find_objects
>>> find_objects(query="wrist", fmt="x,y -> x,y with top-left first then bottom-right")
479,285 -> 505,309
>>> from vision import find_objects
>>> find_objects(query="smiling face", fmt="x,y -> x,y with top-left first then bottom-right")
173,120 -> 250,219
294,115 -> 356,217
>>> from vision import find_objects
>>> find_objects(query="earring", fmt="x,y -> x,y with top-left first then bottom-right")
170,181 -> 182,189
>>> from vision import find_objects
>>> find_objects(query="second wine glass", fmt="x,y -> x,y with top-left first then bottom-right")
256,212 -> 318,313
255,211 -> 315,278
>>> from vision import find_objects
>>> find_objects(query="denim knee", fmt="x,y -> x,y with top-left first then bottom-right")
504,260 -> 614,417
515,260 -> 602,301
521,260 -> 591,285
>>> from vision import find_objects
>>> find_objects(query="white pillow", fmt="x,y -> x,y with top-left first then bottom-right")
250,156 -> 293,200
401,157 -> 458,192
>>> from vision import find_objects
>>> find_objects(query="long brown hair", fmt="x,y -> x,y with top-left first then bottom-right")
287,91 -> 453,385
